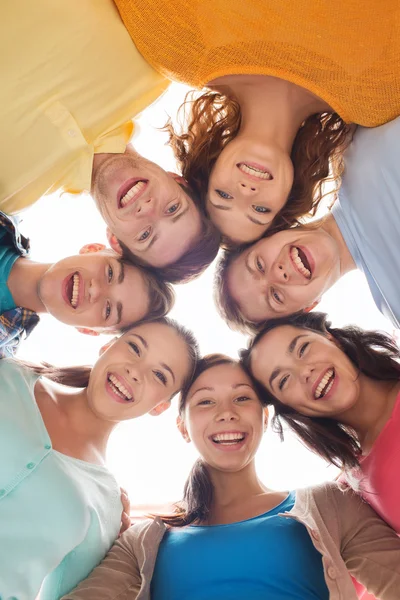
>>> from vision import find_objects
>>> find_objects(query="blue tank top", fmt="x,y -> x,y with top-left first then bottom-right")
151,492 -> 329,599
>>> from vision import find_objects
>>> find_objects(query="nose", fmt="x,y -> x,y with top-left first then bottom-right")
299,363 -> 315,384
124,363 -> 141,384
274,262 -> 289,283
215,406 -> 239,423
135,196 -> 156,218
237,181 -> 258,196
88,278 -> 103,303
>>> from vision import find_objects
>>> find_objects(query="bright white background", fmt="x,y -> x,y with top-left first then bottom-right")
17,83 -> 394,507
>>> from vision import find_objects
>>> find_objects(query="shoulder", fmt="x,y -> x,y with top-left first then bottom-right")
0,358 -> 39,391
118,518 -> 167,553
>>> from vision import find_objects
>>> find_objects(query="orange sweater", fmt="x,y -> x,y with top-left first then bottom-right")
114,0 -> 400,126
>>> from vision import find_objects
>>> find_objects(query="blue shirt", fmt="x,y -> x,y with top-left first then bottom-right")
332,117 -> 400,328
0,211 -> 38,357
151,492 -> 329,600
0,359 -> 123,600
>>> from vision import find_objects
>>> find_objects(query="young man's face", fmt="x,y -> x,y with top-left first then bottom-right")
91,149 -> 203,267
227,227 -> 341,323
38,250 -> 150,331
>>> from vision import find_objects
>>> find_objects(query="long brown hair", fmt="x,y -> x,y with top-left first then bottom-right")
166,90 -> 352,242
119,184 -> 221,285
241,312 -> 400,469
159,354 -> 264,527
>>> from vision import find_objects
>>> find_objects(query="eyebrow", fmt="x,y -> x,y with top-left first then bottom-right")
247,215 -> 270,226
131,333 -> 148,349
209,201 -> 231,211
172,204 -> 190,223
268,334 -> 308,389
245,252 -> 254,275
118,261 -> 125,284
190,382 -> 252,396
116,301 -> 123,326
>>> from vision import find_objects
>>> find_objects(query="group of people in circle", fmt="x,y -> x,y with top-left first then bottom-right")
1,0 -> 400,598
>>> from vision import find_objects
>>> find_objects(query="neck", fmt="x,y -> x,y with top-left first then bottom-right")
212,75 -> 331,152
7,258 -> 49,313
336,377 -> 400,450
318,213 -> 357,276
209,460 -> 267,509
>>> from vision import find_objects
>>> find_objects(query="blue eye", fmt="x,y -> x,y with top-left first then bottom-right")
253,206 -> 269,213
107,265 -> 113,283
138,229 -> 151,242
235,396 -> 250,402
256,258 -> 264,273
166,203 -> 179,214
154,370 -> 167,385
299,342 -> 309,357
271,288 -> 282,304
216,189 -> 232,200
128,342 -> 140,356
105,301 -> 111,320
198,399 -> 213,406
279,375 -> 289,390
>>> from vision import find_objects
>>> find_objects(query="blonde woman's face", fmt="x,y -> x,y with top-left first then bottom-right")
206,137 -> 294,244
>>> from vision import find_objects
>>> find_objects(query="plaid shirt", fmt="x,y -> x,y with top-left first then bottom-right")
0,212 -> 39,358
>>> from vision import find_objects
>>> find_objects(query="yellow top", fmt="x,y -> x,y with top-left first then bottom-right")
115,0 -> 400,127
0,0 -> 168,214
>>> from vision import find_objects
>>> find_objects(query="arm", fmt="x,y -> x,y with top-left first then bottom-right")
61,528 -> 141,600
334,486 -> 400,599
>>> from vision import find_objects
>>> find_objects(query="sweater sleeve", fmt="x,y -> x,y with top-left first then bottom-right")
61,527 -> 141,600
333,486 -> 400,599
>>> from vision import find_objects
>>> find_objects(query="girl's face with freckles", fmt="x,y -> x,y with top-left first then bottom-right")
87,321 -> 192,422
179,363 -> 268,473
250,325 -> 360,419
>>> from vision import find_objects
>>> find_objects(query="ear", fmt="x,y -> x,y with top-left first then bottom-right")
167,172 -> 188,187
99,336 -> 119,355
149,400 -> 171,417
177,415 -> 191,442
76,327 -> 101,337
304,299 -> 320,313
106,228 -> 123,255
263,407 -> 269,432
79,243 -> 107,255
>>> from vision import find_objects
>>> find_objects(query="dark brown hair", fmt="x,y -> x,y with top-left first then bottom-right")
241,312 -> 400,469
119,184 -> 221,284
158,354 -> 266,527
166,90 -> 352,242
20,317 -> 200,397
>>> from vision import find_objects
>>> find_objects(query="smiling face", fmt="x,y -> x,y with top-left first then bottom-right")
87,321 -> 192,422
180,363 -> 267,473
227,227 -> 341,323
38,250 -> 150,331
206,137 -> 294,244
250,325 -> 360,418
91,148 -> 203,267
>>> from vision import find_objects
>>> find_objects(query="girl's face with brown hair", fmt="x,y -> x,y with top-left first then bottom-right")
206,137 -> 294,244
250,325 -> 360,418
178,362 -> 268,473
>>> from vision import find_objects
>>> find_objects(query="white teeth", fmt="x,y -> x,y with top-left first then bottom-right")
212,432 -> 245,444
108,374 -> 133,401
315,369 -> 335,399
70,273 -> 80,308
239,163 -> 272,180
120,181 -> 146,207
290,247 -> 311,278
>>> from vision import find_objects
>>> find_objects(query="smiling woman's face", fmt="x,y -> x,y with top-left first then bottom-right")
87,321 -> 192,422
180,362 -> 267,473
250,325 -> 360,419
206,137 -> 294,244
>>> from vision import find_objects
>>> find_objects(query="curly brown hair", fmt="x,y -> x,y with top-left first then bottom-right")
166,90 -> 353,244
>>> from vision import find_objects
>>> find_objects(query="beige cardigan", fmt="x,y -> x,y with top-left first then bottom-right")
63,483 -> 400,600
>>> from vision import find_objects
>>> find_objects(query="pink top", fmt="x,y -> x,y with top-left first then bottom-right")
346,391 -> 400,533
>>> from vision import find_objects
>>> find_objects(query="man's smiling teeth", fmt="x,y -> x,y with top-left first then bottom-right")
239,163 -> 272,180
212,432 -> 245,445
291,247 -> 311,279
120,180 -> 146,207
108,374 -> 133,401
70,273 -> 80,308
315,369 -> 335,399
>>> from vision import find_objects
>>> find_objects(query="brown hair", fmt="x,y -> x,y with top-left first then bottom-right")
20,317 -> 201,397
118,184 -> 221,284
158,354 -> 266,527
241,312 -> 400,469
166,90 -> 353,242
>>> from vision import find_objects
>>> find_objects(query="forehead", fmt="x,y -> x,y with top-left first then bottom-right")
207,201 -> 267,244
189,362 -> 251,394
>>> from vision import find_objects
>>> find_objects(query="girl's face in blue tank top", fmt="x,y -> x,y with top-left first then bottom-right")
86,321 -> 192,422
179,362 -> 268,474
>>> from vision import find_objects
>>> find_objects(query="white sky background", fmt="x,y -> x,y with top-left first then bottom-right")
17,83 -> 394,506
